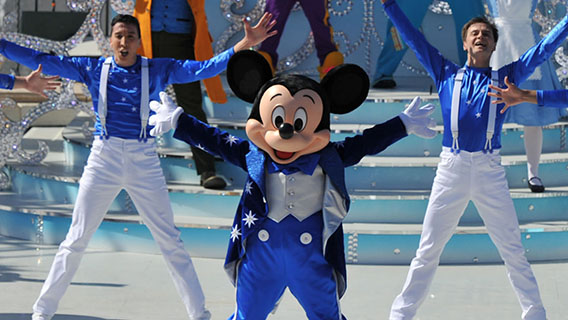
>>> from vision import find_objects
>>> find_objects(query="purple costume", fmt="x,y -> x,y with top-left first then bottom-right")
258,0 -> 338,67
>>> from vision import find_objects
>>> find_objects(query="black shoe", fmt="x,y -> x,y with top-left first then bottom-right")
200,171 -> 227,190
372,76 -> 397,89
528,177 -> 545,193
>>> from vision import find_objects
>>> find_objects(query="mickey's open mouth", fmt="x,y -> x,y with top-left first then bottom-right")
120,50 -> 128,57
274,149 -> 295,160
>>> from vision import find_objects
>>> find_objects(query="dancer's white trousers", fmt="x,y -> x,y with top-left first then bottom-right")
32,137 -> 209,319
390,148 -> 545,320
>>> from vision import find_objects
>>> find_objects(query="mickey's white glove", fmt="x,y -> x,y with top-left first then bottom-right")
398,96 -> 437,139
149,91 -> 184,136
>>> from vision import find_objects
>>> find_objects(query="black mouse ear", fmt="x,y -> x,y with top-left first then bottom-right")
227,50 -> 274,103
320,64 -> 369,114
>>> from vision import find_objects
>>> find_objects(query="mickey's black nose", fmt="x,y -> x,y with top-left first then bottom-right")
278,123 -> 294,139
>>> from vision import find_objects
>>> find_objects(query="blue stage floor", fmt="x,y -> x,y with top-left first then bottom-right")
1,235 -> 568,320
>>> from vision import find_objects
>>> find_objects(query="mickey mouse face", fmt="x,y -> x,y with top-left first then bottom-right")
227,50 -> 370,165
246,84 -> 330,164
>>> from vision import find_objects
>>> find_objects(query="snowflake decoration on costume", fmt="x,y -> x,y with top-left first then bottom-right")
230,225 -> 241,242
224,134 -> 239,146
244,181 -> 253,195
475,112 -> 482,118
242,210 -> 258,228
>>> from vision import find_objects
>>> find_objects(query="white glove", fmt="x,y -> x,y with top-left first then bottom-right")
398,96 -> 437,139
149,91 -> 184,136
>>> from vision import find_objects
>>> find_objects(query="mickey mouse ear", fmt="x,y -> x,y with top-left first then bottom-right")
320,64 -> 369,114
227,50 -> 274,103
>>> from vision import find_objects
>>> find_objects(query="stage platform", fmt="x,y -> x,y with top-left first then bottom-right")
2,235 -> 568,320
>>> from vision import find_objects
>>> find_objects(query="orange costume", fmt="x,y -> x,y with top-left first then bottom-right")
134,0 -> 227,104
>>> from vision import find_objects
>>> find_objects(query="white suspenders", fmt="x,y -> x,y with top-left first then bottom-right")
98,56 -> 150,141
451,67 -> 499,153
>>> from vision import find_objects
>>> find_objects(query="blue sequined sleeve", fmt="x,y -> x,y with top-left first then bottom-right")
537,90 -> 568,108
382,0 -> 456,84
0,39 -> 89,82
162,48 -> 235,84
511,15 -> 568,84
0,73 -> 15,89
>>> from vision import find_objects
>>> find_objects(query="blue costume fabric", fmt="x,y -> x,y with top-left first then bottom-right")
373,0 -> 484,84
0,39 -> 233,140
537,89 -> 568,107
487,0 -> 567,126
172,112 -> 407,319
150,0 -> 194,34
0,73 -> 15,89
382,0 -> 568,152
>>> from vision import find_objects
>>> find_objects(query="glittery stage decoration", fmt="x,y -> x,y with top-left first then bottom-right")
533,0 -> 568,85
428,1 -> 452,16
0,79 -> 92,189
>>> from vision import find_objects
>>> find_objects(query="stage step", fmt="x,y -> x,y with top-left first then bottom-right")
2,191 -> 567,264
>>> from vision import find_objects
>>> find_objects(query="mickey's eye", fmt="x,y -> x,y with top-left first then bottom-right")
293,108 -> 307,132
271,106 -> 285,129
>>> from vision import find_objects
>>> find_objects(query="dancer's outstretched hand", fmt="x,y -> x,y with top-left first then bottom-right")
17,64 -> 60,97
398,96 -> 437,139
234,12 -> 278,52
488,76 -> 536,113
149,91 -> 184,136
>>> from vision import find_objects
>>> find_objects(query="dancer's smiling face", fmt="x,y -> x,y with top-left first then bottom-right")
110,22 -> 141,67
463,22 -> 496,67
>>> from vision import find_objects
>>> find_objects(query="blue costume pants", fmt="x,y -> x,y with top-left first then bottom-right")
373,0 -> 484,83
230,212 -> 344,320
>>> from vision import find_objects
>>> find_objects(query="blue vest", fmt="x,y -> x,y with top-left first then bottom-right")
151,0 -> 194,34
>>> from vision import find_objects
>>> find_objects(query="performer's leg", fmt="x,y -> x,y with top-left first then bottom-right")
230,221 -> 288,320
373,0 -> 430,87
523,126 -> 545,192
152,31 -> 225,189
32,139 -> 123,316
472,152 -> 546,320
124,140 -> 210,320
299,0 -> 339,64
299,0 -> 343,78
390,151 -> 470,320
258,0 -> 296,68
449,0 -> 485,66
287,213 -> 343,319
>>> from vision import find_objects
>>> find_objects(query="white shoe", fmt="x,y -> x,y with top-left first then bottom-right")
191,309 -> 211,320
32,313 -> 53,320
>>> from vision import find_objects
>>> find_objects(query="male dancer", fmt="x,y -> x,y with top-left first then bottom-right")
381,0 -> 568,319
0,64 -> 59,96
1,13 -> 275,320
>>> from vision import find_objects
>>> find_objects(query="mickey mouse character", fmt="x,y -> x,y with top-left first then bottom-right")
149,50 -> 436,319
